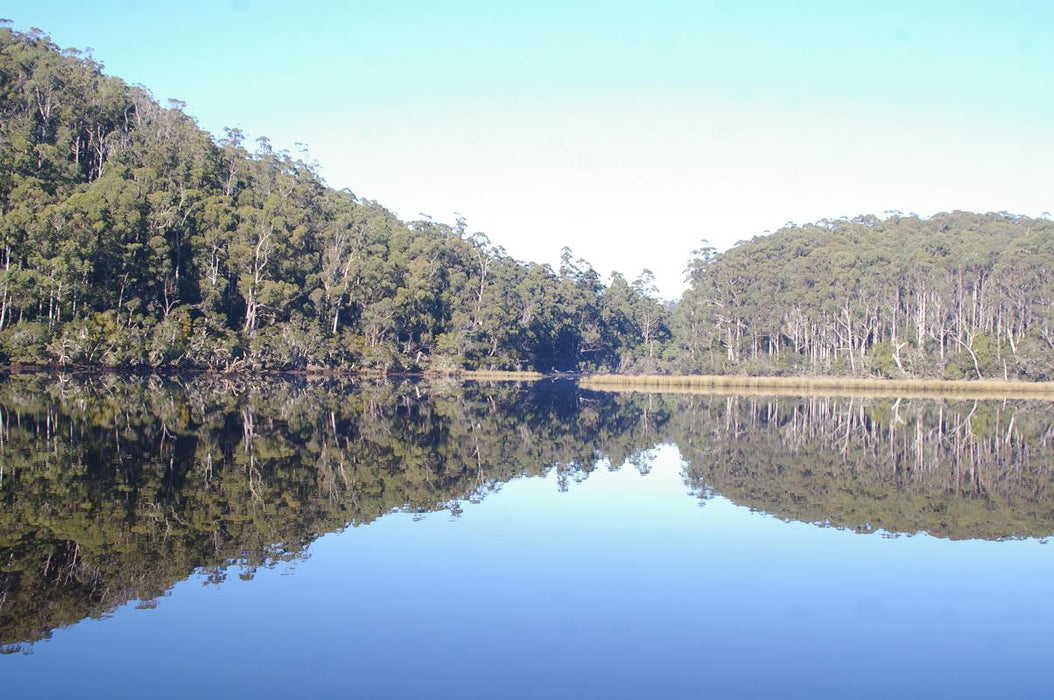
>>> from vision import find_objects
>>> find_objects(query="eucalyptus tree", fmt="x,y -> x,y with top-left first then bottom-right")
672,212 -> 1054,379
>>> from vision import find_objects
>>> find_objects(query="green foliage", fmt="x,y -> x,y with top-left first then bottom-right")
45,312 -> 148,366
0,27 -> 661,374
672,213 -> 1054,379
866,340 -> 898,378
0,322 -> 47,363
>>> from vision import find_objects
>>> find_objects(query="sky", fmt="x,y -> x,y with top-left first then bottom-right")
4,1 -> 1053,297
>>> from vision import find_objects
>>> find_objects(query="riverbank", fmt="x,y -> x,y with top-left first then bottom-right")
5,364 -> 1054,399
579,374 -> 1054,400
0,364 -> 549,381
459,369 -> 547,381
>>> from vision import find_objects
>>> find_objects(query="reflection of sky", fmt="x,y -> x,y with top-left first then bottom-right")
5,444 -> 1053,699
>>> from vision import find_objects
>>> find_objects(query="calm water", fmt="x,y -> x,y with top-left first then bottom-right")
1,376 -> 1052,698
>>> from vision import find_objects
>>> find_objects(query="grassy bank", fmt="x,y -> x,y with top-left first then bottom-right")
579,374 -> 1054,400
458,370 -> 546,381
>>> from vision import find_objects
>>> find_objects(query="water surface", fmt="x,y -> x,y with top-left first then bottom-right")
1,376 -> 1051,698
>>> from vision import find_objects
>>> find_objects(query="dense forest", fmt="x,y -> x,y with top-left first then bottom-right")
671,213 -> 1054,379
0,26 -> 667,373
2,375 -> 1052,650
1,26 -> 1051,378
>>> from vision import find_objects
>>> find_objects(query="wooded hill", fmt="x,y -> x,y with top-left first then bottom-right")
671,213 -> 1054,380
1,26 -> 1051,379
0,27 -> 666,373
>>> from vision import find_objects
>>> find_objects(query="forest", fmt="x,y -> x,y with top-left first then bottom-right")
673,213 -> 1054,380
1,26 -> 1051,378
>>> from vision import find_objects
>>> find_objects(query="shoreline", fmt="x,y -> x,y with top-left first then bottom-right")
0,365 -> 550,381
3,364 -> 1054,398
579,374 -> 1054,400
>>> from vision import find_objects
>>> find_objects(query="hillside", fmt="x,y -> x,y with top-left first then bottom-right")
0,27 -> 666,373
670,212 -> 1054,380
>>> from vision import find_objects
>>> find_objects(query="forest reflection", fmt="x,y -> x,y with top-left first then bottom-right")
1,374 -> 1051,650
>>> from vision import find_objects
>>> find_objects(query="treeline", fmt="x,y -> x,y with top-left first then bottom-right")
2,375 -> 1052,649
0,27 -> 666,373
671,213 -> 1054,379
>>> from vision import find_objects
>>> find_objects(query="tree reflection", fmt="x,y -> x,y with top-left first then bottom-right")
674,394 -> 1054,539
0,374 -> 1051,649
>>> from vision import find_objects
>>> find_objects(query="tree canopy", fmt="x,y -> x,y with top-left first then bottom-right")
670,213 -> 1054,379
0,27 -> 667,373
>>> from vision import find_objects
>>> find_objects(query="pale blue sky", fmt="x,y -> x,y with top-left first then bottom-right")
6,1 -> 1053,296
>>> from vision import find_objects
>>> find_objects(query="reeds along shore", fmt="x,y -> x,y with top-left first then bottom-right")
456,370 -> 547,381
578,374 -> 1054,400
